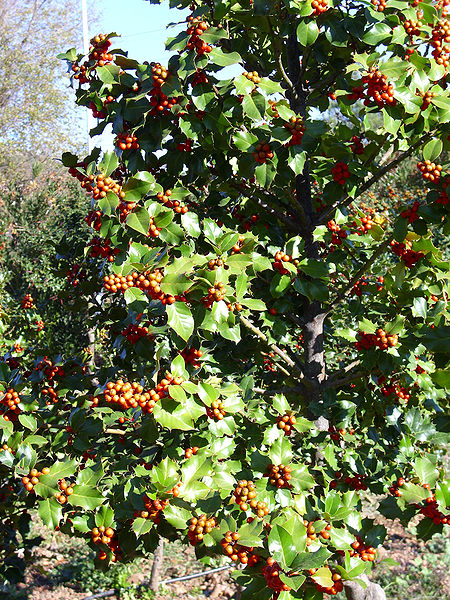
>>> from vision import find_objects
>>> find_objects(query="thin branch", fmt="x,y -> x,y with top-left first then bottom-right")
105,428 -> 127,435
254,386 -> 306,395
267,17 -> 298,103
324,370 -> 367,389
239,315 -> 304,378
325,236 -> 393,314
318,131 -> 435,225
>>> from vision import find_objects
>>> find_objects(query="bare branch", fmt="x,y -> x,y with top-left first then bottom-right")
239,315 -> 304,379
325,236 -> 393,314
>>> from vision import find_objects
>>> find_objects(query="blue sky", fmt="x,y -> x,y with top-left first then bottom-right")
96,0 -> 187,63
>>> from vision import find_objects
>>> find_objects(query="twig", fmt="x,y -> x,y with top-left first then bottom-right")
239,315 -> 304,378
325,236 -> 393,314
318,132 -> 435,225
267,17 -> 298,103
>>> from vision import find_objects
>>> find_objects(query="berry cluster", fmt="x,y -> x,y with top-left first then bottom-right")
231,235 -> 246,254
417,160 -> 442,182
381,382 -> 411,403
89,95 -> 114,119
326,220 -> 348,249
186,16 -> 211,55
304,520 -> 319,546
401,201 -> 420,223
89,237 -> 120,262
220,531 -> 259,565
311,0 -> 329,15
72,35 -> 114,84
176,139 -> 193,152
91,525 -> 120,562
403,14 -> 423,37
103,269 -> 181,305
233,480 -> 269,517
276,414 -> 296,436
355,329 -> 399,351
391,240 -> 424,268
42,386 -> 59,405
389,476 -> 406,497
135,495 -> 169,523
70,169 -> 124,201
85,210 -> 102,231
331,471 -> 368,491
104,380 -> 154,411
0,443 -> 14,453
266,464 -> 292,489
415,485 -> 449,525
262,559 -> 291,593
35,320 -> 45,332
273,251 -> 296,275
419,91 -> 436,110
35,357 -> 65,382
121,323 -> 154,344
192,69 -> 208,85
207,257 -> 225,270
350,135 -> 364,154
431,18 -> 450,67
187,514 -> 217,545
184,446 -> 199,458
203,283 -> 226,307
116,131 -> 139,151
156,189 -> 189,214
54,479 -> 74,504
1,388 -> 21,420
66,264 -> 87,287
356,214 -> 373,234
181,347 -> 203,368
243,70 -> 261,84
371,0 -> 386,10
206,400 -> 226,420
311,569 -> 344,595
349,68 -> 396,107
252,142 -> 274,163
328,425 -> 355,441
331,162 -> 351,185
349,537 -> 376,562
149,62 -> 178,116
22,467 -> 49,492
21,294 -> 34,309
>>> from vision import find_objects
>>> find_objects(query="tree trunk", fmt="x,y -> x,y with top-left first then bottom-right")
345,575 -> 387,600
150,538 -> 164,592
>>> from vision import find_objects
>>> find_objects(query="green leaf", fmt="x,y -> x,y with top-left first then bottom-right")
38,498 -> 62,529
413,456 -> 438,487
242,94 -> 266,121
290,548 -> 332,572
18,414 -> 37,431
181,212 -> 201,237
132,517 -> 153,537
166,302 -> 194,341
423,138 -> 443,162
288,148 -> 307,175
238,519 -> 264,548
268,525 -> 298,568
126,207 -> 150,235
297,20 -> 319,46
151,457 -> 179,490
255,161 -> 277,187
362,23 -> 392,45
98,151 -> 119,177
163,503 -> 192,529
268,436 -> 293,464
209,48 -> 241,67
123,287 -> 149,313
161,274 -> 192,296
68,485 -> 105,509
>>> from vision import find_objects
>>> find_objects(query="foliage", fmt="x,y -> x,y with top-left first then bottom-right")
1,1 -> 450,599
0,0 -> 86,171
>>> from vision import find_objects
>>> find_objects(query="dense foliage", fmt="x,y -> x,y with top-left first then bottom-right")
1,1 -> 450,599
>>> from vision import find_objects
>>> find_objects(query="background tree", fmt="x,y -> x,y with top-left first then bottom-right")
1,2 -> 449,600
0,0 -> 88,172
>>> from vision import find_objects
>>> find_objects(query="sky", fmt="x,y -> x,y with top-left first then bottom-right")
96,0 -> 188,63
79,0 -> 187,150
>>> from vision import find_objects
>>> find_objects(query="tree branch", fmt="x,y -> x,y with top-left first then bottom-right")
239,315 -> 304,379
325,236 -> 393,314
318,132 -> 435,225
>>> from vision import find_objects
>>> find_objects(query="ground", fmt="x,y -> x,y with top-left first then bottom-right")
7,515 -> 450,600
